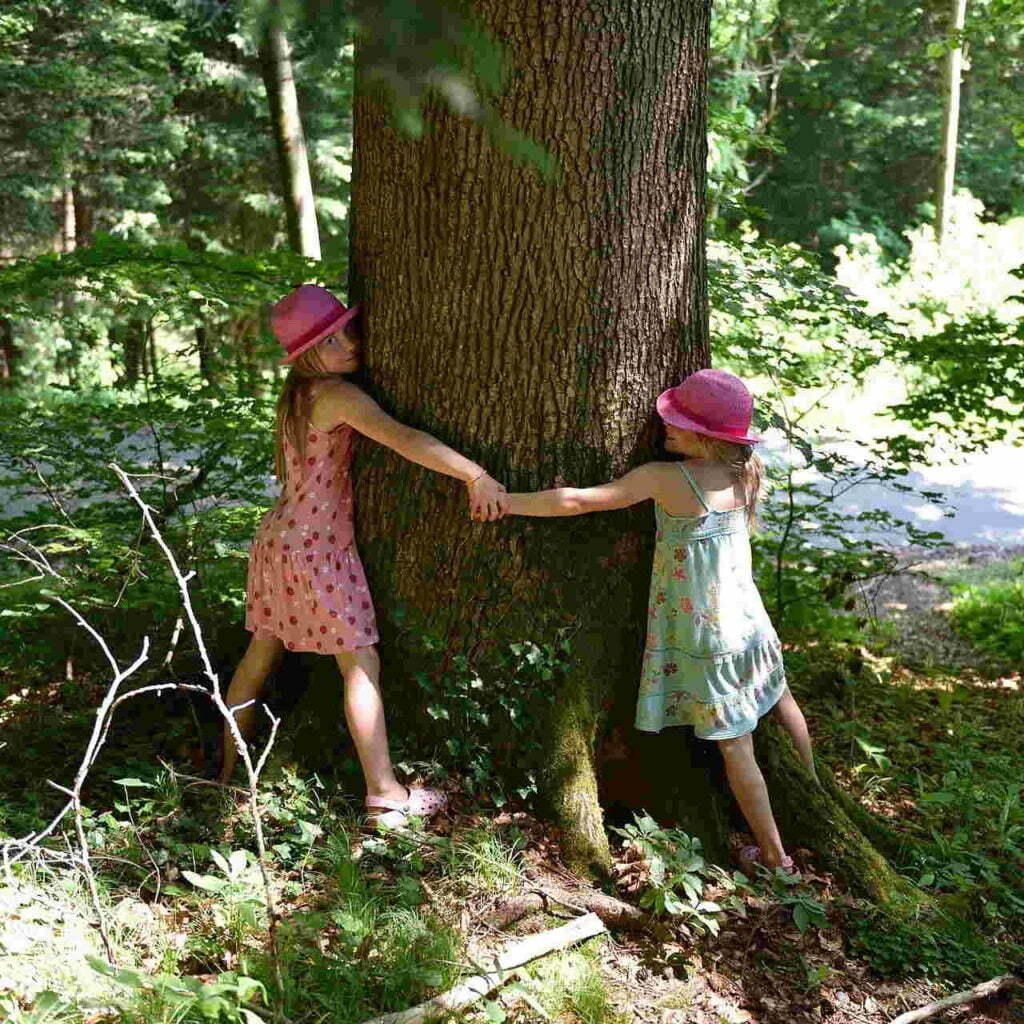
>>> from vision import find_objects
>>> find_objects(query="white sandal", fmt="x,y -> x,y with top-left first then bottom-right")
364,786 -> 448,829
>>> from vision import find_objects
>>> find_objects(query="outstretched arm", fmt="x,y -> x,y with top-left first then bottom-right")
315,380 -> 507,521
506,464 -> 661,517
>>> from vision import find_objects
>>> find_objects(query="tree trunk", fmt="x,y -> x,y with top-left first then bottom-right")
935,0 -> 968,244
0,317 -> 17,384
146,319 -> 160,384
259,5 -> 322,260
195,320 -> 219,390
112,318 -> 147,388
343,0 -> 930,904
349,0 -> 711,873
54,174 -> 80,387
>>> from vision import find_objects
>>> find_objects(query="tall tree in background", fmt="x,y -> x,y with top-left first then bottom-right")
935,0 -> 969,243
259,2 -> 322,259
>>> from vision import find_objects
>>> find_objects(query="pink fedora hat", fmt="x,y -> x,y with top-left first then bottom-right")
272,284 -> 360,365
656,368 -> 762,445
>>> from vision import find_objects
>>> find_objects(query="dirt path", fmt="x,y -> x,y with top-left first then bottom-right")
855,543 -> 1024,674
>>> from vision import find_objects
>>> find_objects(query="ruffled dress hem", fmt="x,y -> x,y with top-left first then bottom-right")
635,637 -> 787,740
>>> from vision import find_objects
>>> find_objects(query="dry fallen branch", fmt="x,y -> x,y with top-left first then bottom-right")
360,912 -> 607,1024
889,973 -> 1020,1024
1,463 -> 285,990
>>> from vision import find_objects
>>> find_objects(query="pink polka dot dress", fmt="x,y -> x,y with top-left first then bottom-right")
244,423 -> 378,653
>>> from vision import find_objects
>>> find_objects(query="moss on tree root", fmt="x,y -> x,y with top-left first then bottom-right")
757,721 -> 926,912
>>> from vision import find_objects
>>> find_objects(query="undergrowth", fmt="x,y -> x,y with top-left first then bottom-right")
941,557 -> 1024,667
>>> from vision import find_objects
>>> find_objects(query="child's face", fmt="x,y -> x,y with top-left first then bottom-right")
317,330 -> 359,374
663,424 -> 706,458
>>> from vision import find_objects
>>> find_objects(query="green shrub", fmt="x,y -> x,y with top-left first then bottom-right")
947,560 -> 1024,665
0,381 -> 274,683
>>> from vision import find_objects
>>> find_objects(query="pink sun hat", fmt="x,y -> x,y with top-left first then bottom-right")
272,284 -> 360,365
656,368 -> 762,445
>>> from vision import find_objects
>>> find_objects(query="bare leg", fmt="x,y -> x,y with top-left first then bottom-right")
772,687 -> 818,782
218,631 -> 285,784
335,645 -> 406,802
718,733 -> 787,867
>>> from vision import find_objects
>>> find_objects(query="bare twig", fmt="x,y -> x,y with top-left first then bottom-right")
110,464 -> 284,995
0,461 -> 287,997
889,974 -> 1020,1024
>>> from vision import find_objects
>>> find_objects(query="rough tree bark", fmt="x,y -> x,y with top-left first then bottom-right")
343,0 -> 929,905
350,0 -> 711,873
259,4 -> 322,260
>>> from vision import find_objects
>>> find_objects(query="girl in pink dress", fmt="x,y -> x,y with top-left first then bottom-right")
219,285 -> 507,827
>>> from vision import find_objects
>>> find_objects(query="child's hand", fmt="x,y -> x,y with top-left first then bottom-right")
467,473 -> 508,522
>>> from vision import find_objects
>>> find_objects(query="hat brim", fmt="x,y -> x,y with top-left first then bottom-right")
656,389 -> 762,445
278,305 -> 360,365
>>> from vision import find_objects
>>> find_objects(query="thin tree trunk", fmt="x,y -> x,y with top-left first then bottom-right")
259,5 -> 321,260
56,174 -> 79,386
0,317 -> 17,384
350,0 -> 712,873
147,320 -> 160,384
935,0 -> 968,244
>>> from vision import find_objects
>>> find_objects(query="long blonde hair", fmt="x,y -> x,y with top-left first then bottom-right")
698,436 -> 765,531
273,345 -> 335,485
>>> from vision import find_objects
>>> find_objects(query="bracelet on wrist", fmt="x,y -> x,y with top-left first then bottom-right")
467,469 -> 488,485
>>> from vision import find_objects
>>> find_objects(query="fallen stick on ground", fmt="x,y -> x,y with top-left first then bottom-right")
360,912 -> 606,1024
487,878 -> 663,935
890,973 -> 1020,1024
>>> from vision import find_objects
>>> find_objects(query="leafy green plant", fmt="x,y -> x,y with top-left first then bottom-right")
611,813 -> 741,936
0,381 -> 274,684
411,634 -> 566,805
182,849 -> 267,947
0,990 -> 80,1024
946,562 -> 1024,666
88,957 -> 267,1023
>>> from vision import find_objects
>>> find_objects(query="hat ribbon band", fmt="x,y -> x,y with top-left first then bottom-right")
285,308 -> 346,354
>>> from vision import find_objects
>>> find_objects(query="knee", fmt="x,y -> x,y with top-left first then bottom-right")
717,733 -> 754,761
337,643 -> 379,675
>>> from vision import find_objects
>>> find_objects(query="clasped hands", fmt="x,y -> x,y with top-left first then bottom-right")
466,472 -> 509,522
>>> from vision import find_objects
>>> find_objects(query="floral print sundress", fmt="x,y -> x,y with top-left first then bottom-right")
635,462 -> 786,740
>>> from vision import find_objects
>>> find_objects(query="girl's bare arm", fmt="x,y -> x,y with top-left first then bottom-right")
314,380 -> 507,520
506,464 -> 663,517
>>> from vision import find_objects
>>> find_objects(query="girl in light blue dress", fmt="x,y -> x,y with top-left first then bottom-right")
507,369 -> 817,871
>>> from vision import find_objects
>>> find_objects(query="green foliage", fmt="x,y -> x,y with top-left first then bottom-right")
0,382 -> 273,681
833,200 -> 1024,450
410,634 -> 566,805
611,813 -> 743,937
521,944 -> 622,1024
252,0 -> 558,176
182,849 -> 267,945
88,956 -> 268,1023
850,908 -> 1012,984
945,559 -> 1024,665
710,234 -> 949,637
611,812 -> 831,940
267,828 -> 464,1022
0,237 -> 344,323
710,0 -> 1024,248
808,648 -> 1024,972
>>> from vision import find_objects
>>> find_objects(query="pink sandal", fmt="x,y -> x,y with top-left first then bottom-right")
364,786 -> 448,829
739,844 -> 798,875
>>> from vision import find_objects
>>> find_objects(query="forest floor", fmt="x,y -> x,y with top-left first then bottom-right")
1,545 -> 1022,1024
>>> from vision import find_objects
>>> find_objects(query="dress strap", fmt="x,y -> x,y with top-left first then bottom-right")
676,462 -> 712,513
